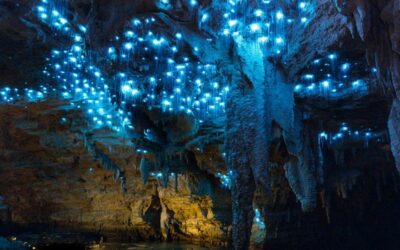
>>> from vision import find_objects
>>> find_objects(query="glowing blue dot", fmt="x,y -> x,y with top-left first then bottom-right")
131,89 -> 139,95
294,84 -> 302,92
74,35 -> 82,42
228,19 -> 238,27
108,47 -> 115,54
132,19 -> 141,26
52,10 -> 59,16
275,37 -> 284,44
328,54 -> 337,60
125,30 -> 134,38
304,74 -> 314,80
258,36 -> 269,43
250,23 -> 261,32
78,25 -> 87,33
254,9 -> 264,16
152,38 -> 165,46
201,13 -> 209,22
73,46 -> 82,52
121,85 -> 131,93
352,80 -> 362,87
124,42 -> 133,50
276,11 -> 284,20
319,132 -> 328,139
322,80 -> 330,88
59,18 -> 68,25
341,63 -> 350,71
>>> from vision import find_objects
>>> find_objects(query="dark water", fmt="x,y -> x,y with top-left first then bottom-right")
103,243 -> 223,250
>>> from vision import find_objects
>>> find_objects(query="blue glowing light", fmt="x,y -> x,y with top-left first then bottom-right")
59,18 -> 68,25
276,11 -> 284,20
124,42 -> 133,50
254,209 -> 266,230
201,13 -> 209,22
258,36 -> 269,43
328,54 -> 337,60
321,80 -> 330,88
254,9 -> 264,17
228,19 -> 238,27
250,23 -> 261,32
30,0 -> 317,137
275,37 -> 284,44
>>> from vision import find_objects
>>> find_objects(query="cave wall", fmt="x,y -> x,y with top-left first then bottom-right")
389,99 -> 400,173
0,0 -> 399,249
0,101 -> 230,246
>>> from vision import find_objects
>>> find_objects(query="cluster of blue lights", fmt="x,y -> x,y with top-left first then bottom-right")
0,85 -> 50,103
150,171 -> 176,179
36,0 -> 133,133
32,0 -> 318,133
34,0 -> 236,129
36,0 -> 86,36
107,16 -> 229,119
319,123 -> 379,146
148,171 -> 178,187
43,46 -> 133,132
29,0 -> 321,201
254,208 -> 266,230
216,170 -> 233,189
197,0 -> 314,55
294,54 -> 374,97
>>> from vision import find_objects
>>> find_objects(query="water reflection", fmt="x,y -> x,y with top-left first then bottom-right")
103,242 -> 224,250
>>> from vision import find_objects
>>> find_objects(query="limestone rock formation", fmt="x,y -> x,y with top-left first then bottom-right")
0,101 -> 230,246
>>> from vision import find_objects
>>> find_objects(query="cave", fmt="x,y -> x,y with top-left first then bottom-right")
0,0 -> 399,249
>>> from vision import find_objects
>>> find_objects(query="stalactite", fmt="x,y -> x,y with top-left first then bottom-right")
139,157 -> 152,184
225,67 -> 258,250
174,173 -> 178,192
83,132 -> 127,192
283,111 -> 318,212
162,166 -> 169,188
388,99 -> 400,173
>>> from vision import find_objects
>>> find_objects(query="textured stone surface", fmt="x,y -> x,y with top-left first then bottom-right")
389,99 -> 400,173
0,101 -> 230,246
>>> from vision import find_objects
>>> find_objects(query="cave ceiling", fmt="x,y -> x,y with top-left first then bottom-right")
0,0 -> 399,249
